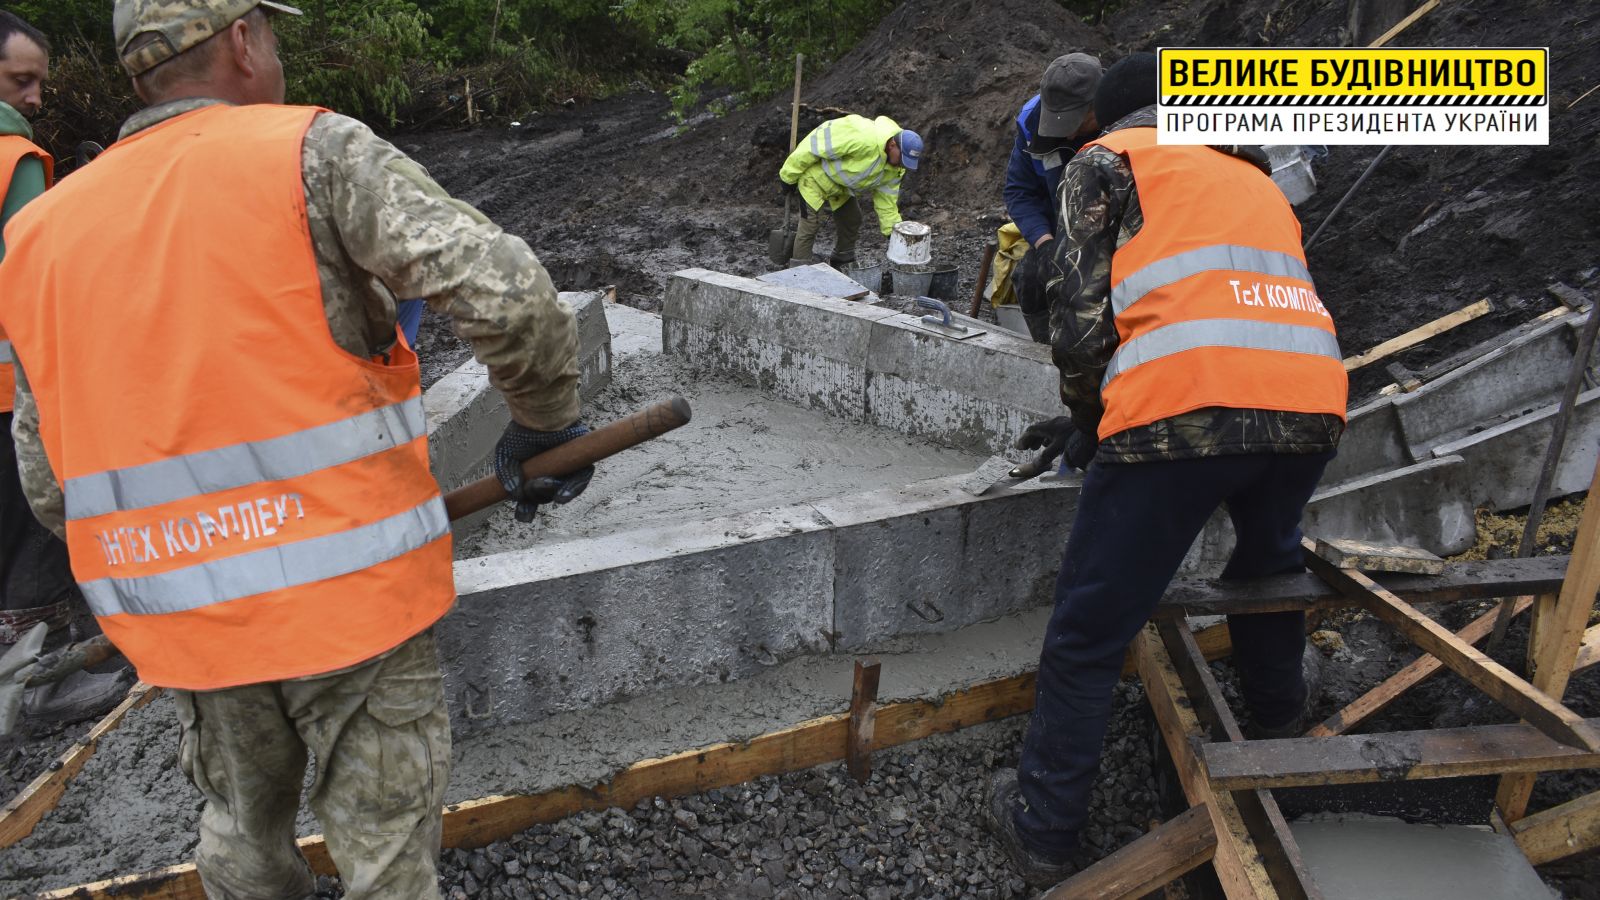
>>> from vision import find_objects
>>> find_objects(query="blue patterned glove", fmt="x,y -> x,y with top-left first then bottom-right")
493,421 -> 593,523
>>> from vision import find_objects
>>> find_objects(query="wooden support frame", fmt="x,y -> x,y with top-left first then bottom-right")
1306,597 -> 1534,738
1159,621 -> 1322,900
1498,454 -> 1600,820
846,657 -> 881,782
36,670 -> 1040,899
1041,804 -> 1216,899
1133,626 -> 1284,899
0,682 -> 161,848
1511,787 -> 1600,865
1204,718 -> 1600,791
1301,538 -> 1600,753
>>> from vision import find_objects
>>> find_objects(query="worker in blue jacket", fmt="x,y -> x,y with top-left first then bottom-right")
1004,52 -> 1102,342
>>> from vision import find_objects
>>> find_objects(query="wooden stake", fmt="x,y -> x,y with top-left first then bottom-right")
1306,597 -> 1534,738
1342,298 -> 1492,372
1040,804 -> 1216,899
846,657 -> 881,782
1303,538 -> 1600,752
0,682 -> 161,847
1366,0 -> 1441,48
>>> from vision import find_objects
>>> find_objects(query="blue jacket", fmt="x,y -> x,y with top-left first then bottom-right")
1003,95 -> 1085,247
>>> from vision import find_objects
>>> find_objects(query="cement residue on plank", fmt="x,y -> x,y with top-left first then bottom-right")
0,608 -> 1048,894
453,348 -> 983,558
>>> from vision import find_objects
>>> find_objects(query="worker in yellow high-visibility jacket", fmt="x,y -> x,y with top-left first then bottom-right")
779,114 -> 922,267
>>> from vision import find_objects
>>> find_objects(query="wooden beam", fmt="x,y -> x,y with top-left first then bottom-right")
1156,554 -> 1566,619
1343,298 -> 1491,372
1122,620 -> 1234,678
1203,718 -> 1600,791
1160,622 -> 1322,900
0,682 -> 161,848
1040,804 -> 1216,900
1311,538 -> 1444,575
1574,623 -> 1600,672
1499,454 -> 1600,820
1306,597 -> 1534,738
1303,539 -> 1600,752
36,670 -> 1040,899
1133,626 -> 1281,899
846,657 -> 881,782
1366,0 -> 1441,48
1511,787 -> 1600,866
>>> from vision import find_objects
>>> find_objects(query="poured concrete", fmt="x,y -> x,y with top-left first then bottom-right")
1291,816 -> 1552,900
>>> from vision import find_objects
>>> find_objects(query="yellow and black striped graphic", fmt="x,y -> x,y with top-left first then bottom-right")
1159,48 -> 1548,108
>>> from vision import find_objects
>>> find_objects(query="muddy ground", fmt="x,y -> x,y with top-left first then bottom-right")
6,0 -> 1600,891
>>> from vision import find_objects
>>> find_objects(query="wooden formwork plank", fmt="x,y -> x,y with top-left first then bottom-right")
1040,804 -> 1216,900
1366,0 -> 1442,48
1133,626 -> 1280,900
1342,298 -> 1490,372
1155,554 -> 1566,619
1203,718 -> 1600,791
1160,622 -> 1322,900
1511,787 -> 1600,865
1306,597 -> 1534,738
1574,623 -> 1600,672
0,682 -> 161,848
36,670 -> 1039,899
1499,454 -> 1600,821
1302,538 -> 1600,753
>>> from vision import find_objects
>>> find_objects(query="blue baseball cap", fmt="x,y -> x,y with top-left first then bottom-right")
898,130 -> 923,170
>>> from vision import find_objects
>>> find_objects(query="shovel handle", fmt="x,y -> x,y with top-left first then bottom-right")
442,396 -> 693,522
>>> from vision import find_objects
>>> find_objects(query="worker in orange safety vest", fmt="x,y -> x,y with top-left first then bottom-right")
982,52 -> 1348,887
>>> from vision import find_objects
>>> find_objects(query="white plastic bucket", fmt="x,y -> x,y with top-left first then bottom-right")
886,221 -> 932,266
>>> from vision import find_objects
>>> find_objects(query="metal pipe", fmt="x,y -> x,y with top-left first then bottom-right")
1304,145 -> 1393,250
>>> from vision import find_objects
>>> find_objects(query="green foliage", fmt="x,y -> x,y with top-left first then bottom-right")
277,0 -> 431,125
617,0 -> 899,120
5,0 -> 903,130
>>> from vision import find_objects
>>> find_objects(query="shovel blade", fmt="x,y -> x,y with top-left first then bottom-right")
767,227 -> 795,268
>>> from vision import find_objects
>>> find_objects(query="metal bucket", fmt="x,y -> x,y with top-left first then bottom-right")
890,267 -> 934,297
994,304 -> 1029,337
842,261 -> 885,294
886,221 -> 932,266
928,267 -> 959,302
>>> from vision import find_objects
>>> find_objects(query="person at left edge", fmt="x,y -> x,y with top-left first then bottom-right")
0,0 -> 590,895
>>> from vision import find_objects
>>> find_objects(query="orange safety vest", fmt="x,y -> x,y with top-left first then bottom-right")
0,135 -> 53,414
1083,128 -> 1347,440
0,105 -> 455,690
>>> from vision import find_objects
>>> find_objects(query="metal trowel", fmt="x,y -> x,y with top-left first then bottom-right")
958,454 -> 1059,497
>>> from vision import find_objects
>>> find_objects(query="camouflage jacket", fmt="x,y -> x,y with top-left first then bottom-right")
1044,106 -> 1344,463
12,98 -> 580,536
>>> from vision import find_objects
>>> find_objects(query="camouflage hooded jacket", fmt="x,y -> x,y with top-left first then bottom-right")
1044,106 -> 1345,463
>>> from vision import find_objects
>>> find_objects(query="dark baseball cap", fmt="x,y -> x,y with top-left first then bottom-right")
1037,52 -> 1102,139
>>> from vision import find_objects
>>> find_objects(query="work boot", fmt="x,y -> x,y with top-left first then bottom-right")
827,252 -> 857,272
1245,645 -> 1324,740
22,667 -> 135,725
983,768 -> 1076,888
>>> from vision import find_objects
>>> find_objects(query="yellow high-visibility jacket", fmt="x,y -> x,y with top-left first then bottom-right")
779,114 -> 905,235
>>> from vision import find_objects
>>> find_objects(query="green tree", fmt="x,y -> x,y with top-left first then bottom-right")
278,0 -> 431,125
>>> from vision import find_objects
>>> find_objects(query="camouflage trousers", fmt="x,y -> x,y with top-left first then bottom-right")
171,630 -> 451,900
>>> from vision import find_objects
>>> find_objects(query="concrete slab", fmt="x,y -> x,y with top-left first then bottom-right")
1291,817 -> 1552,900
1306,456 -> 1478,556
1429,387 -> 1600,511
442,473 -> 1079,730
757,263 -> 871,300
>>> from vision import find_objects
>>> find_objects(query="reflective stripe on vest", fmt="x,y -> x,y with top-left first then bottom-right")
0,104 -> 457,690
0,137 -> 53,414
65,396 -> 425,520
809,123 -> 887,194
1102,319 -> 1342,387
1110,245 -> 1313,317
1086,127 -> 1346,439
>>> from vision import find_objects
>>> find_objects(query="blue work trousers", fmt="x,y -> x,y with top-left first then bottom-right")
1015,451 -> 1334,855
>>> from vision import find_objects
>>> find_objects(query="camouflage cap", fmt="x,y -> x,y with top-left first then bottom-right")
114,0 -> 302,76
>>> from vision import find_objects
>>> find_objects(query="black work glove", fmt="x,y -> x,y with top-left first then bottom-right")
779,179 -> 799,197
1016,241 -> 1054,321
1016,416 -> 1098,474
493,421 -> 594,523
